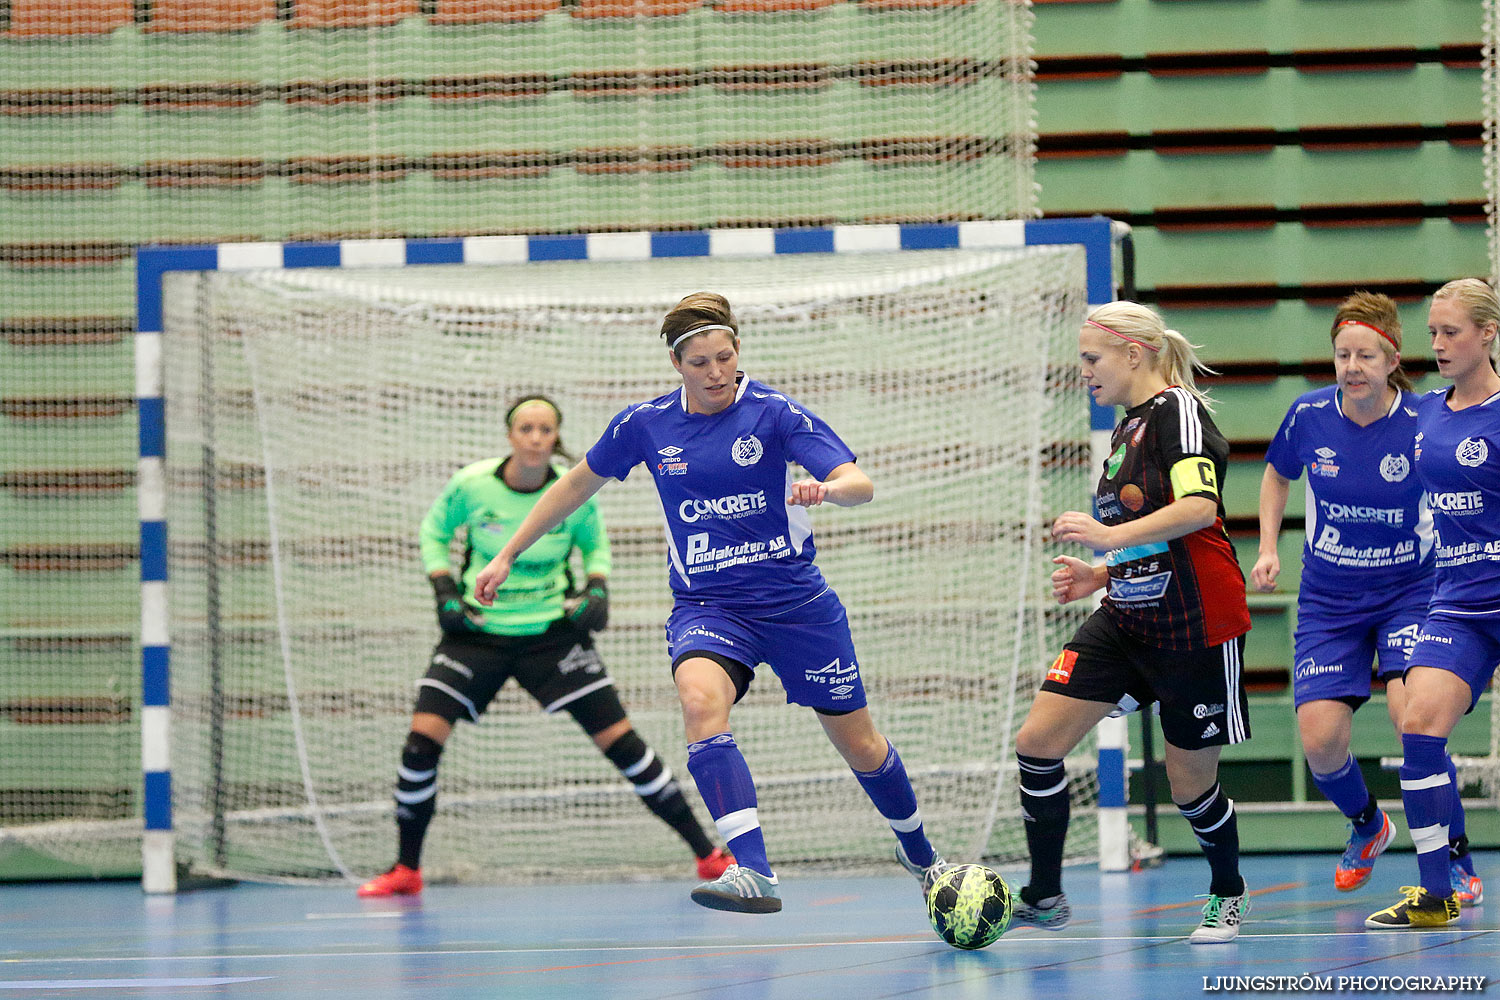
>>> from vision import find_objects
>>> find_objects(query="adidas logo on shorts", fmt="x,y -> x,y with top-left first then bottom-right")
1201,722 -> 1221,739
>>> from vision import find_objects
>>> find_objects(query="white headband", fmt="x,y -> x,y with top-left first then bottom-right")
670,323 -> 735,350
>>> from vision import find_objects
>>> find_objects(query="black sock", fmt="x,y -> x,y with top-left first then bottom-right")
1017,753 -> 1069,900
1177,783 -> 1244,899
1351,792 -> 1380,832
395,731 -> 443,870
604,730 -> 714,858
1450,833 -> 1470,862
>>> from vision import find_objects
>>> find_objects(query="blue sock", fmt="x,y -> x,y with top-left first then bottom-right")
1399,733 -> 1453,898
852,741 -> 935,868
686,733 -> 771,877
1310,754 -> 1381,837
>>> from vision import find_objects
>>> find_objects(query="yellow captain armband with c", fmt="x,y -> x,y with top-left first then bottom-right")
1169,456 -> 1219,500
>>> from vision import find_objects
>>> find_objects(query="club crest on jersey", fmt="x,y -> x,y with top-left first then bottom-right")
1456,437 -> 1489,468
731,435 -> 764,467
1379,453 -> 1409,483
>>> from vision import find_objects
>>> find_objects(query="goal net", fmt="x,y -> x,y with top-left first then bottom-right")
1470,0 -> 1500,805
158,244 -> 1094,884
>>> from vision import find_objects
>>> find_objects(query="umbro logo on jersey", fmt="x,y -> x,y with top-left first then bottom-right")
1201,722 -> 1221,740
658,445 -> 684,458
1314,447 -> 1336,460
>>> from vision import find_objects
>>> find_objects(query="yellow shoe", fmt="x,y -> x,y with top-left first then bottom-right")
1364,886 -> 1460,930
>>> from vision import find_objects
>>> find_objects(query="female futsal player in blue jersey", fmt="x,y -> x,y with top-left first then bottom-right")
1254,292 -> 1480,904
473,292 -> 946,913
1365,278 -> 1500,929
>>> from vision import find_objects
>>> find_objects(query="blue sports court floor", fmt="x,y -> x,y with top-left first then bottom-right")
2,853 -> 1494,998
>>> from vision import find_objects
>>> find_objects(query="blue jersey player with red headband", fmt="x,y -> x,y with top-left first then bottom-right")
1366,278 -> 1500,930
473,291 -> 947,913
1255,292 -> 1478,904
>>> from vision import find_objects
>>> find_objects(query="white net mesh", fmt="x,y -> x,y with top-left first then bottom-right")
157,246 -> 1094,883
1475,0 -> 1500,806
0,0 -> 1036,875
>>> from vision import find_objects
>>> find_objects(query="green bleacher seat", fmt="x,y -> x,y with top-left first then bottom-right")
1035,64 -> 1480,135
1032,0 -> 1480,60
1036,143 -> 1484,217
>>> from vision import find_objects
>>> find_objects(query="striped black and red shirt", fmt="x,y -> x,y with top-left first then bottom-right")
1096,386 -> 1251,650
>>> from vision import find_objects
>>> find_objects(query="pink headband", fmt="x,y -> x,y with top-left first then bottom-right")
1086,318 -> 1159,353
1336,319 -> 1400,352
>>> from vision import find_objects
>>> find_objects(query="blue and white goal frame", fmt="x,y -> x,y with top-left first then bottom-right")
135,217 -> 1128,892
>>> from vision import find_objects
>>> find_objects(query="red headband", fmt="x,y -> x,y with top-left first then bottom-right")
1336,319 -> 1400,352
1086,318 -> 1159,353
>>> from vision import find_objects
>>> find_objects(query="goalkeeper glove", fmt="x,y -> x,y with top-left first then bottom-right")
565,579 -> 609,632
431,574 -> 481,635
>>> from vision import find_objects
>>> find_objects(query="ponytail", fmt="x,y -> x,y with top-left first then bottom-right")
1158,328 -> 1218,413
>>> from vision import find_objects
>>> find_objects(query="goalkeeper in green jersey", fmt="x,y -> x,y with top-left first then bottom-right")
357,396 -> 731,896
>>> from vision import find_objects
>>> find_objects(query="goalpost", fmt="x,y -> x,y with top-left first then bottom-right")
134,219 -> 1124,892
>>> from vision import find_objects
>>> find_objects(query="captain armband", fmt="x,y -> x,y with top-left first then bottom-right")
1169,456 -> 1219,500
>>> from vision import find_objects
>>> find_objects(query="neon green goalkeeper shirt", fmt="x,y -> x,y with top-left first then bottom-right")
419,457 -> 611,636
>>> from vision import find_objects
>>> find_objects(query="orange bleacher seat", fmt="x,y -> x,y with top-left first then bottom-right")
430,0 -> 563,23
144,0 -> 276,32
287,0 -> 421,28
4,0 -> 133,37
713,0 -> 839,12
858,0 -> 971,8
571,0 -> 704,18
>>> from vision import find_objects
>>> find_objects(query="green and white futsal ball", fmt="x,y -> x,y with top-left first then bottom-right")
926,864 -> 1012,950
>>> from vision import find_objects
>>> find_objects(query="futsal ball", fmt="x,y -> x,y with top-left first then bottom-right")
926,864 -> 1012,950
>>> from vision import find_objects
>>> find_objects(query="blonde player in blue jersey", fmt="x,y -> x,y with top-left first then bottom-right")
1366,278 -> 1500,929
356,395 -> 731,897
474,292 -> 947,913
1254,292 -> 1479,903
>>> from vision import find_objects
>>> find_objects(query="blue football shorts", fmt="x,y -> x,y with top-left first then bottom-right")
664,588 -> 867,713
1406,609 -> 1500,712
1291,579 -> 1429,708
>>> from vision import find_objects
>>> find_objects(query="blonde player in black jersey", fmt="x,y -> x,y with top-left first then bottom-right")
1010,301 -> 1254,943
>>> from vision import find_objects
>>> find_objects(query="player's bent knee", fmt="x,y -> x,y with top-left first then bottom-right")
1015,724 -> 1066,761
590,718 -> 632,750
410,712 -> 453,745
